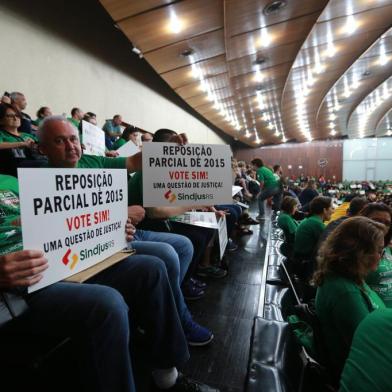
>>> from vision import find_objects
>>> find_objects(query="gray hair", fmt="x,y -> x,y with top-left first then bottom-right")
10,92 -> 23,102
38,115 -> 76,142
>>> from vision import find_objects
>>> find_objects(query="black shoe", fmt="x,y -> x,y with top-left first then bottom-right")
167,373 -> 220,392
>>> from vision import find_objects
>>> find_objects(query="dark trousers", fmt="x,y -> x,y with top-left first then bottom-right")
4,255 -> 189,391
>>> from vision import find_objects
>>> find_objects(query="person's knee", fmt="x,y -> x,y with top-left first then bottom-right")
134,255 -> 168,282
84,285 -> 129,330
155,243 -> 180,275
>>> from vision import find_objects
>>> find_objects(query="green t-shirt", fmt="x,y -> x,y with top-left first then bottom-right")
0,129 -> 37,144
112,138 -> 126,150
340,309 -> 392,392
366,247 -> 392,307
0,175 -> 22,255
315,275 -> 386,378
256,166 -> 278,189
277,213 -> 298,237
75,154 -> 127,169
67,117 -> 79,129
293,215 -> 325,259
128,171 -> 143,206
277,212 -> 299,256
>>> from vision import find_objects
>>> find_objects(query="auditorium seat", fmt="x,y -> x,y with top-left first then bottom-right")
0,331 -> 80,391
246,317 -> 302,392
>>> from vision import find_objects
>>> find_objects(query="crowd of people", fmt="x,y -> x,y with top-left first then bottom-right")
0,92 -> 264,391
2,91 -> 392,391
232,152 -> 392,390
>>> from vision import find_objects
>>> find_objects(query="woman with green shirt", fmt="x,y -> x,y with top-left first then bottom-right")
362,203 -> 392,307
32,106 -> 52,127
277,196 -> 299,258
112,125 -> 139,150
314,216 -> 387,382
293,196 -> 333,261
0,103 -> 38,176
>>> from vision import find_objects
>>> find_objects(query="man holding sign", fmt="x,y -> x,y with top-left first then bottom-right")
35,117 -> 217,391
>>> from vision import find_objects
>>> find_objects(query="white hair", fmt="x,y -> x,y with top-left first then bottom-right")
38,115 -> 76,142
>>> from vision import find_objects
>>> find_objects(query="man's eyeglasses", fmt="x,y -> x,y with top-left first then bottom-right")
5,114 -> 21,119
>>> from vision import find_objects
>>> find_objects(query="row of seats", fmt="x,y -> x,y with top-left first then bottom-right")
246,216 -> 335,392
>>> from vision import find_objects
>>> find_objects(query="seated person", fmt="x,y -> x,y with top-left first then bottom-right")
294,196 -> 333,262
362,203 -> 392,307
314,217 -> 386,382
112,125 -> 139,150
103,114 -> 122,149
318,196 -> 368,247
0,174 -> 192,392
340,309 -> 392,392
0,103 -> 43,177
32,106 -> 52,127
128,128 -> 227,282
67,107 -> 84,129
298,180 -> 319,212
277,196 -> 299,258
10,91 -> 34,134
38,117 -> 214,347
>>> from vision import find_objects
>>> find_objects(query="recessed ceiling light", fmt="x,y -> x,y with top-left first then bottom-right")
169,10 -> 183,34
254,57 -> 267,66
263,1 -> 287,15
344,14 -> 358,35
180,48 -> 194,57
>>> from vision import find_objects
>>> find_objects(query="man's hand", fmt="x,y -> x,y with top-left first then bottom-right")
23,139 -> 36,148
1,95 -> 11,104
128,205 -> 146,225
0,250 -> 48,288
105,150 -> 119,157
126,151 -> 142,173
169,133 -> 188,145
125,219 -> 136,242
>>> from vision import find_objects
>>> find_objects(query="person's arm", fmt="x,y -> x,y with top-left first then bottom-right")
256,171 -> 264,189
286,217 -> 299,235
126,151 -> 142,173
0,139 -> 35,150
0,249 -> 48,288
127,205 -> 146,225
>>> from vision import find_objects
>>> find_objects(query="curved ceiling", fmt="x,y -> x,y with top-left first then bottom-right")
99,0 -> 392,146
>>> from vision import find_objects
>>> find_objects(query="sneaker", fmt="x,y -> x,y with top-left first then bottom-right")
226,239 -> 238,252
196,265 -> 228,279
190,277 -> 207,290
182,281 -> 205,301
184,320 -> 214,346
165,373 -> 220,392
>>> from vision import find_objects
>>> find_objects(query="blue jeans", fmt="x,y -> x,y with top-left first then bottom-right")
132,230 -> 194,327
8,254 -> 189,391
257,186 -> 281,216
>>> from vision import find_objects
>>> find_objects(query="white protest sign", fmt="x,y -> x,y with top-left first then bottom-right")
18,168 -> 128,292
82,120 -> 106,156
116,140 -> 140,157
142,143 -> 232,207
232,185 -> 243,196
172,212 -> 228,259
